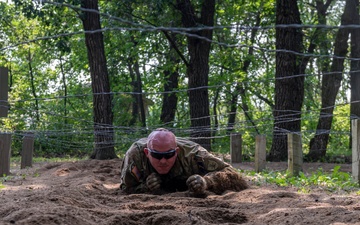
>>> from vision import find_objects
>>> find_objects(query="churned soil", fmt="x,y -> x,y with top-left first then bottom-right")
0,158 -> 359,225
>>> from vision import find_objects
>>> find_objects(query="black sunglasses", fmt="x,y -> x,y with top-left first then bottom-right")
147,148 -> 176,160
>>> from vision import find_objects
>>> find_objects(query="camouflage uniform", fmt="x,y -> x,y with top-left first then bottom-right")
120,137 -> 248,194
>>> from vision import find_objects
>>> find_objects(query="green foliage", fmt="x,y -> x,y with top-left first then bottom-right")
328,104 -> 351,155
246,165 -> 359,193
0,0 -> 353,160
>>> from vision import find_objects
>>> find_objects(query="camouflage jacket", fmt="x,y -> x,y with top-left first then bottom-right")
119,137 -> 246,194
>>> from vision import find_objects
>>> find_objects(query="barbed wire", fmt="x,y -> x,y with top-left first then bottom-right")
2,100 -> 353,134
1,84 -> 356,128
2,65 -> 359,106
2,25 -> 360,62
2,1 -> 360,61
37,0 -> 360,31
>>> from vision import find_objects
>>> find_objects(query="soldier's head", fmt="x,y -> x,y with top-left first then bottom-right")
144,128 -> 179,174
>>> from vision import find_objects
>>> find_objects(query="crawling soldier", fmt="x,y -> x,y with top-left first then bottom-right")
119,128 -> 248,196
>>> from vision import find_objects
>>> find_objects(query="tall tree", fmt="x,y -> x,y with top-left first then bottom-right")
269,0 -> 304,161
175,0 -> 215,150
160,32 -> 181,126
127,53 -> 146,128
350,0 -> 360,119
307,0 -> 352,161
80,0 -> 117,159
27,48 -> 40,123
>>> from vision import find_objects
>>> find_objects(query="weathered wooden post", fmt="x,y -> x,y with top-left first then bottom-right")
352,119 -> 360,183
287,133 -> 303,176
255,135 -> 266,172
230,133 -> 242,163
21,133 -> 35,169
0,133 -> 11,176
0,67 -> 11,176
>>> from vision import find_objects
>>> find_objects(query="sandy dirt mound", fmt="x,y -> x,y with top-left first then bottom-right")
1,159 -> 360,225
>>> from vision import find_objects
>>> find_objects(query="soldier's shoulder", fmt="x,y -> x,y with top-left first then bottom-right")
176,137 -> 199,150
135,137 -> 148,146
126,138 -> 147,157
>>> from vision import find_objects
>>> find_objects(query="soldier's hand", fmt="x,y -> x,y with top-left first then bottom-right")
146,173 -> 161,191
186,174 -> 207,194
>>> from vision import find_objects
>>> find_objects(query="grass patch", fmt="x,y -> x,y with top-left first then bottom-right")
9,156 -> 89,169
244,165 -> 360,194
11,156 -> 89,164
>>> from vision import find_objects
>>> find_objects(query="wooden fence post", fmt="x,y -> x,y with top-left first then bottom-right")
255,135 -> 266,172
21,133 -> 35,169
287,133 -> 302,176
352,119 -> 360,183
230,133 -> 242,163
0,133 -> 11,176
0,67 -> 9,118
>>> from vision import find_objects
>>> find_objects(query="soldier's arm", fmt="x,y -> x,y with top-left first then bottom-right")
195,148 -> 248,194
119,149 -> 149,194
120,163 -> 164,194
120,167 -> 149,194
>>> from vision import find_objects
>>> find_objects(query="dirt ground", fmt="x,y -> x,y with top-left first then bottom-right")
1,159 -> 360,225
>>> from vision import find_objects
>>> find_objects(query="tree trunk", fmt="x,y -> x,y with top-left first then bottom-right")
134,60 -> 146,128
160,33 -> 180,125
127,58 -> 146,129
160,69 -> 179,125
350,0 -> 360,119
81,0 -> 117,159
227,92 -> 238,133
176,0 -> 215,150
59,55 -> 68,125
269,0 -> 303,161
27,49 -> 40,123
212,81 -> 220,139
307,0 -> 353,161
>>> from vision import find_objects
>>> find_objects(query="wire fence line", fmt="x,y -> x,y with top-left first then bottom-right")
1,94 -> 352,149
1,1 -> 359,61
0,93 -> 355,125
2,26 -> 360,62
2,68 -> 358,100
0,92 -> 351,117
25,0 -> 360,30
2,93 -> 353,121
2,1 -> 356,57
0,96 -> 351,154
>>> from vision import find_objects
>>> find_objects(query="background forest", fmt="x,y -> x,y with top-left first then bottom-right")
0,0 -> 359,162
